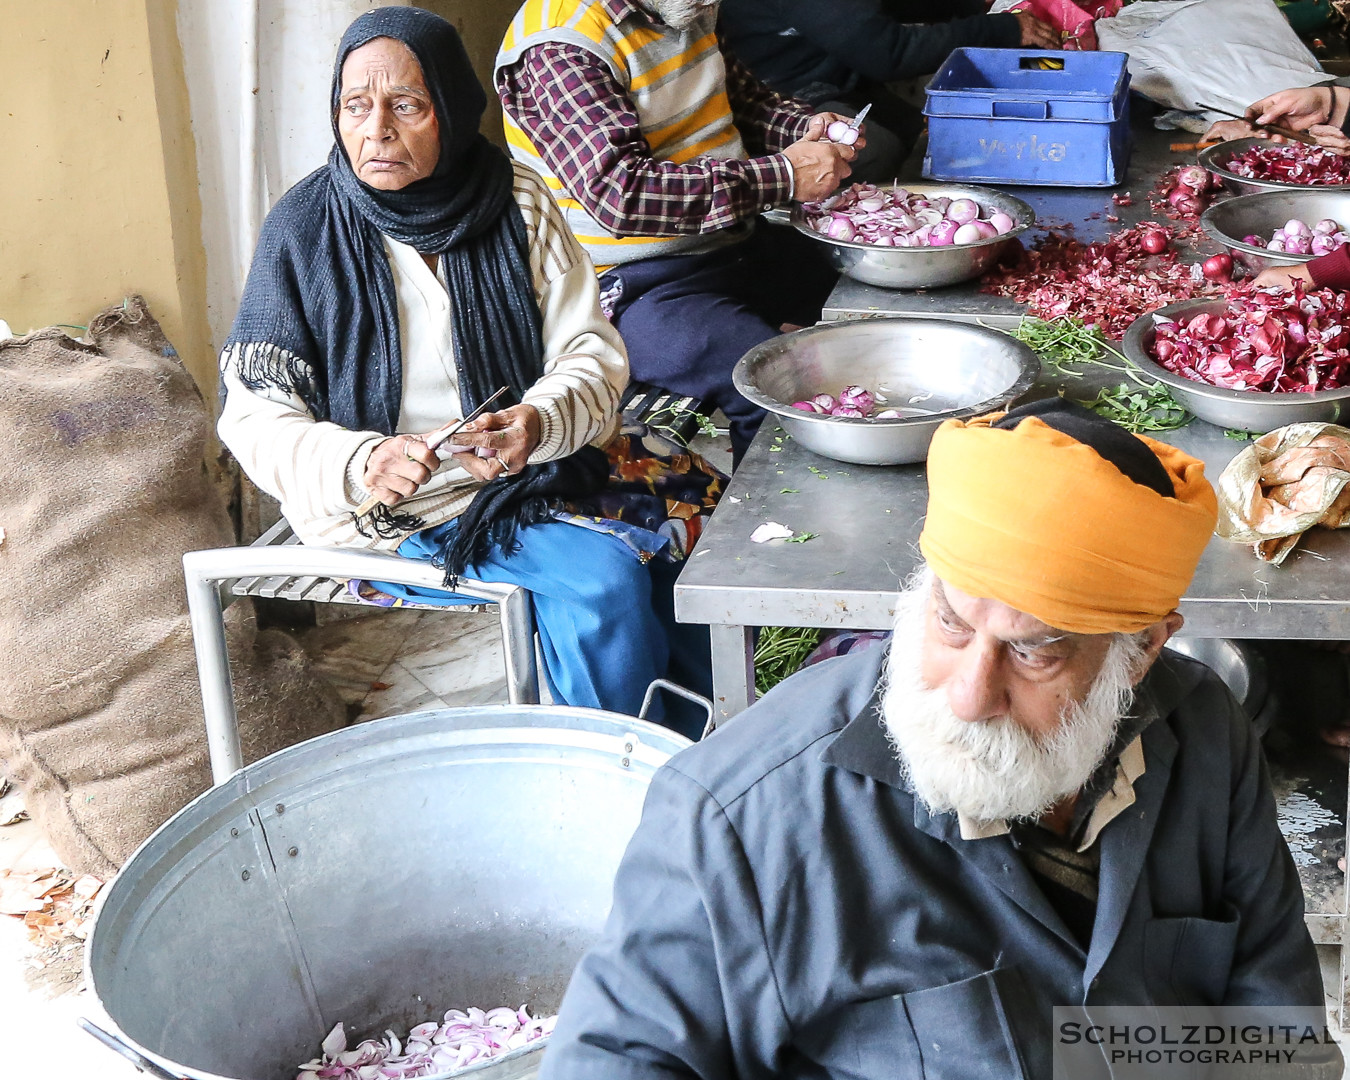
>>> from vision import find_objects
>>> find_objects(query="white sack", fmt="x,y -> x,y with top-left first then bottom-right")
1094,0 -> 1324,123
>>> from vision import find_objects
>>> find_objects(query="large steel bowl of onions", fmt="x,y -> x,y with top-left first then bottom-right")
733,318 -> 1039,465
791,182 -> 1035,289
1199,137 -> 1350,197
1122,296 -> 1350,430
1200,189 -> 1350,273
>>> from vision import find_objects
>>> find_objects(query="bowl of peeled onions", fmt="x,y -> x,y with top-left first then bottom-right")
792,181 -> 1034,289
733,318 -> 1039,465
1200,189 -> 1350,274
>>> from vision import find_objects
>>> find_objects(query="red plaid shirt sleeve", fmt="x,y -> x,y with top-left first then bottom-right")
721,45 -> 813,155
496,43 -> 798,238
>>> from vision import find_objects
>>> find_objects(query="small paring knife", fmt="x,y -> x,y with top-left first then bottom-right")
1196,103 -> 1318,146
353,386 -> 510,518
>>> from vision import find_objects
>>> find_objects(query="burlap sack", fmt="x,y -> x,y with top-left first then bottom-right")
0,298 -> 345,877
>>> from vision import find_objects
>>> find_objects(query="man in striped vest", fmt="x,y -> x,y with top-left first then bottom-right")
495,0 -> 858,461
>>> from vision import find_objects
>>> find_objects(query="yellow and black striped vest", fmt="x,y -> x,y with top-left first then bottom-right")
496,0 -> 749,271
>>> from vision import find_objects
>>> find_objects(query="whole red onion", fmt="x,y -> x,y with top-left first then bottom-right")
1140,230 -> 1169,255
1201,253 -> 1233,282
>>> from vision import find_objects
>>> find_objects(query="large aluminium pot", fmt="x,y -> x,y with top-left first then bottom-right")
85,706 -> 690,1080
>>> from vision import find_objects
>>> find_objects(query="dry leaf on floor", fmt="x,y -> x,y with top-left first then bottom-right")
370,681 -> 393,691
0,866 -> 103,946
0,786 -> 29,826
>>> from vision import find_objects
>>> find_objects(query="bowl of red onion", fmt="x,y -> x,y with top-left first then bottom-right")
793,182 -> 1035,289
1199,138 -> 1350,197
1200,189 -> 1350,273
1122,295 -> 1350,430
733,318 -> 1039,464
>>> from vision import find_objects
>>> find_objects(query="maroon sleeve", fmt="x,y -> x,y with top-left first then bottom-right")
1307,245 -> 1350,290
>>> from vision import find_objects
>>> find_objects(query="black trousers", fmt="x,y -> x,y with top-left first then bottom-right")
601,222 -> 838,462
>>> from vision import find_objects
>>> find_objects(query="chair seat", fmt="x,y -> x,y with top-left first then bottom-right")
232,518 -> 493,612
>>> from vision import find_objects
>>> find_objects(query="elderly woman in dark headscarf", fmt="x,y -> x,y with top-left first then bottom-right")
218,8 -> 707,730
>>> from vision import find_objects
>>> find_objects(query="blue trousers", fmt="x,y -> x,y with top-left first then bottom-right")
373,521 -> 711,740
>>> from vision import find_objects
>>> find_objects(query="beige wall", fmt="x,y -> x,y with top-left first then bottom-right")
0,0 -> 213,397
418,0 -> 521,147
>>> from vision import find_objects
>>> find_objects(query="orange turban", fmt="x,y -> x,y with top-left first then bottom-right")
918,410 -> 1217,635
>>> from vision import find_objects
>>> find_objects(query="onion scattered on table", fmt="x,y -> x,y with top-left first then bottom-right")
804,184 -> 1017,248
297,1006 -> 556,1080
981,222 -> 1218,339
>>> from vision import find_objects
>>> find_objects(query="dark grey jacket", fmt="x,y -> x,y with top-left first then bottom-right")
541,648 -> 1325,1080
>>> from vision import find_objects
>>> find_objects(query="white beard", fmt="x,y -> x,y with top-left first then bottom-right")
880,570 -> 1145,825
644,0 -> 720,32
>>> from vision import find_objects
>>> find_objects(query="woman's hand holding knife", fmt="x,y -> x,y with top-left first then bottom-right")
356,387 -> 516,514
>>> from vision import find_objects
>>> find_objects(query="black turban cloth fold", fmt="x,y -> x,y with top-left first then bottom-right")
224,6 -> 606,580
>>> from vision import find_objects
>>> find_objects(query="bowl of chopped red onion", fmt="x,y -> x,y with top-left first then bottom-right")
1200,189 -> 1350,273
1122,292 -> 1350,430
734,318 -> 1039,464
1199,138 -> 1350,197
793,182 -> 1035,289
87,706 -> 690,1080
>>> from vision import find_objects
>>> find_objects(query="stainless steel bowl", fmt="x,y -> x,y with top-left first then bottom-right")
1122,298 -> 1350,430
733,319 -> 1040,465
1199,189 -> 1350,273
1166,637 -> 1273,734
87,706 -> 690,1080
1199,137 -> 1350,197
790,183 -> 1035,290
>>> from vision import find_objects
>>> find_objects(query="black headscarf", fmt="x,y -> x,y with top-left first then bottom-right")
225,7 -> 605,578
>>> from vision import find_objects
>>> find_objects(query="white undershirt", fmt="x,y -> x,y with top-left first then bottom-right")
384,235 -> 463,435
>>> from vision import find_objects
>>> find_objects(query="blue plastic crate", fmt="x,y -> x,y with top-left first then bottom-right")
922,48 -> 1131,187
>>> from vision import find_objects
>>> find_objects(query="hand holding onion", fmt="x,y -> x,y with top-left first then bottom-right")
449,404 -> 541,481
785,120 -> 855,203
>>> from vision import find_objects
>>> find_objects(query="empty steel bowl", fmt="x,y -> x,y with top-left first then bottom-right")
733,319 -> 1040,465
1122,298 -> 1350,430
1200,189 -> 1350,273
790,183 -> 1035,289
1199,137 -> 1350,197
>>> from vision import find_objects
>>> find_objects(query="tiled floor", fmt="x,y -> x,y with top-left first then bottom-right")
2,600 -> 1349,1076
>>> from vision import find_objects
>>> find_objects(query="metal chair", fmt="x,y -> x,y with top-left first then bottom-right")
182,519 -> 540,778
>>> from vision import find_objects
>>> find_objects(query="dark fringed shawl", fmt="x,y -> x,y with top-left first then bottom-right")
223,7 -> 604,580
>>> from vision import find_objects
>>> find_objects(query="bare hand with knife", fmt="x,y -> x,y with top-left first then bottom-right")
449,403 -> 542,481
357,386 -> 514,513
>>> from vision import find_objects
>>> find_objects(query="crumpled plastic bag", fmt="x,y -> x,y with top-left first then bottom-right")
1215,422 -> 1350,564
992,0 -> 1121,50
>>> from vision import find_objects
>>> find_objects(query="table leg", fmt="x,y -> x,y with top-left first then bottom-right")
1341,750 -> 1350,1030
709,624 -> 756,727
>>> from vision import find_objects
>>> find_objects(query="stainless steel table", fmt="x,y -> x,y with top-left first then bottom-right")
823,120 -> 1205,328
674,111 -> 1350,1018
675,414 -> 1350,721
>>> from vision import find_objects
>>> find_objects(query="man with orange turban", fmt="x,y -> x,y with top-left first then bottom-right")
540,400 -> 1336,1080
